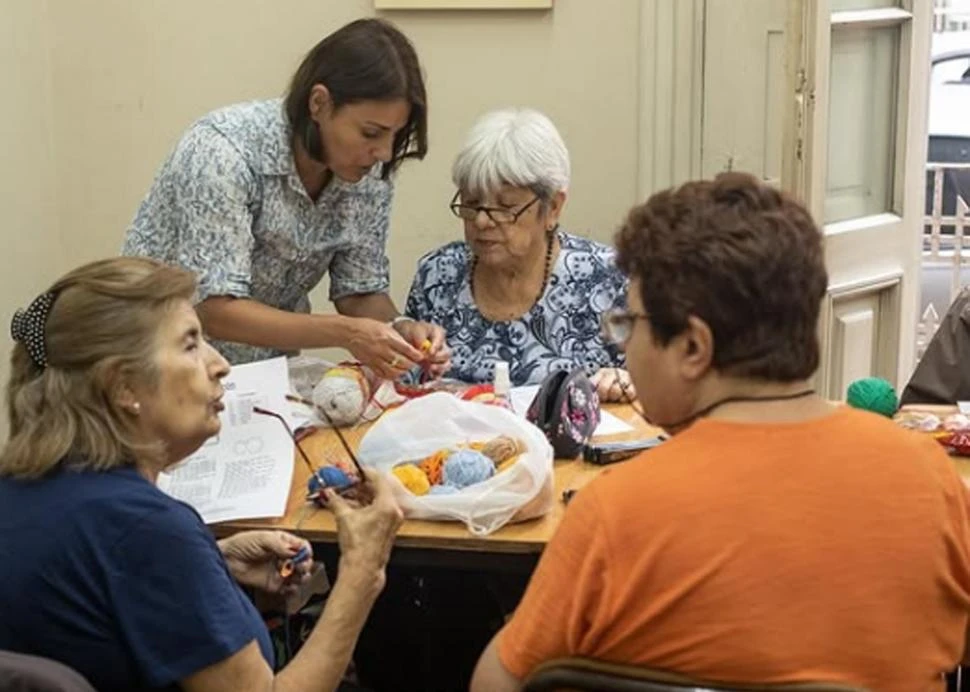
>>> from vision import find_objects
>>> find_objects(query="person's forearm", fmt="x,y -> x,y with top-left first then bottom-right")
272,563 -> 383,692
334,292 -> 399,322
197,297 -> 353,351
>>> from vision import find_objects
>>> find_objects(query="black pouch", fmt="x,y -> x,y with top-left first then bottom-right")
526,368 -> 601,458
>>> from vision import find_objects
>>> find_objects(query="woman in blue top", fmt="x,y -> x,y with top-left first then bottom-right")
405,108 -> 632,401
0,257 -> 403,692
123,18 -> 449,381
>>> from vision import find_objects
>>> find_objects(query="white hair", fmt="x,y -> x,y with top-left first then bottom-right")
451,108 -> 571,201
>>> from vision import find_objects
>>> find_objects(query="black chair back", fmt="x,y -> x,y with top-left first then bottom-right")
0,652 -> 96,692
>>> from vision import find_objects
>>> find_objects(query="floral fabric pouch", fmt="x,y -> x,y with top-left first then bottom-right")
526,368 -> 601,458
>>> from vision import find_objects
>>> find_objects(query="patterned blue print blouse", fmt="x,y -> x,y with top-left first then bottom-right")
405,231 -> 627,386
123,99 -> 393,364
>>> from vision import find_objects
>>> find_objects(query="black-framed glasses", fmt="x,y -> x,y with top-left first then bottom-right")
449,191 -> 540,225
601,307 -> 650,346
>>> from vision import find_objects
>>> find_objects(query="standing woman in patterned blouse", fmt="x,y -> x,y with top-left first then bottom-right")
405,108 -> 632,401
123,19 -> 450,380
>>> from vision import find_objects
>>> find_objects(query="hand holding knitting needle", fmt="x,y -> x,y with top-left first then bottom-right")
394,319 -> 451,379
323,468 -> 403,587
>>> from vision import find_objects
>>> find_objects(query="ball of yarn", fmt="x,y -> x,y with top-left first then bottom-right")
308,465 -> 353,495
846,377 -> 898,417
391,463 -> 431,496
442,450 -> 495,489
312,367 -> 370,427
417,449 -> 448,486
428,484 -> 459,495
480,435 -> 523,464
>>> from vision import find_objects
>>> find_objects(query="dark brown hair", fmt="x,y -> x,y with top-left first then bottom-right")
2,257 -> 197,478
285,18 -> 428,180
615,172 -> 828,381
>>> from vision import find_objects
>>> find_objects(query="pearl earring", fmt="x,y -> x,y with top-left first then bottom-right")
132,402 -> 141,415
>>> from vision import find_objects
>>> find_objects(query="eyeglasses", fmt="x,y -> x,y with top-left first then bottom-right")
601,308 -> 650,346
449,191 -> 540,225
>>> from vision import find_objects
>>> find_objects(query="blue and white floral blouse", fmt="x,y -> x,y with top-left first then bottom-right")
123,99 -> 393,364
405,231 -> 627,386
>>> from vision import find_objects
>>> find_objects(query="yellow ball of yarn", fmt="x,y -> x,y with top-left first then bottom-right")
391,464 -> 431,496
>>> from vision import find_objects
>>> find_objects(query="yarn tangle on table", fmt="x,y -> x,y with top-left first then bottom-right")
442,450 -> 495,489
312,366 -> 371,427
846,377 -> 898,418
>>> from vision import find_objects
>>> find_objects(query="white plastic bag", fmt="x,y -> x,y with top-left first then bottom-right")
357,392 -> 555,535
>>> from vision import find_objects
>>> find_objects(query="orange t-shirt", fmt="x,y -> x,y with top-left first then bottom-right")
500,407 -> 970,691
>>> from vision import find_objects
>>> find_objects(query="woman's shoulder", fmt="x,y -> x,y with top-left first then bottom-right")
197,98 -> 285,139
558,231 -> 617,262
172,99 -> 286,175
68,466 -> 200,528
416,241 -> 472,274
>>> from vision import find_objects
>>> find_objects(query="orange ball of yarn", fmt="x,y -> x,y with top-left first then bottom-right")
417,449 -> 448,485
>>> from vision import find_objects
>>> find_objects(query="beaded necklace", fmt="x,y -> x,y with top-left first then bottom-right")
469,228 -> 557,319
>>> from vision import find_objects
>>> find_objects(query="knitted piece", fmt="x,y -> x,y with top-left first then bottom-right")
307,465 -> 353,495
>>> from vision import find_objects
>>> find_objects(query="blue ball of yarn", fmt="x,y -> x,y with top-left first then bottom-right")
428,484 -> 460,495
308,466 -> 352,494
442,450 -> 495,489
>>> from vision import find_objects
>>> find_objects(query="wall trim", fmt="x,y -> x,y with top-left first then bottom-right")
637,0 -> 705,201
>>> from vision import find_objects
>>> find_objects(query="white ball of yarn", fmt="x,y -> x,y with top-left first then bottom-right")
311,367 -> 369,427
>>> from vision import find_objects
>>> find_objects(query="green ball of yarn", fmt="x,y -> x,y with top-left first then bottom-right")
846,377 -> 898,417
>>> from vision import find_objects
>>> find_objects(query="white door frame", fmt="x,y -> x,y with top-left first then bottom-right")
783,0 -> 932,394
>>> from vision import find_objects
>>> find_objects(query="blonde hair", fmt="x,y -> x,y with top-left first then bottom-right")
1,257 -> 197,478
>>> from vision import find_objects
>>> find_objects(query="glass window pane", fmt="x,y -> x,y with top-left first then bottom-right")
830,0 -> 899,10
824,26 -> 899,224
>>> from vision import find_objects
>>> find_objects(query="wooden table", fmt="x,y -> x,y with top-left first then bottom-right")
212,404 -> 660,559
897,404 -> 970,480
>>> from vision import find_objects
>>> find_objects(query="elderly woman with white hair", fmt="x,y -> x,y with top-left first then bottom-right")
405,108 -> 631,400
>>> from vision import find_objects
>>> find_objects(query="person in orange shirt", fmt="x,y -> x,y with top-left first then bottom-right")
471,172 -> 970,692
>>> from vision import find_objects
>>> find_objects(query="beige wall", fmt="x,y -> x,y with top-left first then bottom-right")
0,0 -> 63,440
2,0 -> 665,437
45,0 -> 642,309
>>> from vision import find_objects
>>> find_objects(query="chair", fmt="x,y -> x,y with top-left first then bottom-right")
0,651 -> 96,692
522,658 -> 867,692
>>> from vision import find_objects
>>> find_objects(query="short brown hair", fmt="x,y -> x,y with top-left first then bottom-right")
1,257 -> 197,478
615,172 -> 828,381
285,18 -> 428,180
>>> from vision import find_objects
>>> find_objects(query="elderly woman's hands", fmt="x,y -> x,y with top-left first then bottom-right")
591,367 -> 636,404
394,319 -> 453,379
219,530 -> 314,596
322,468 -> 404,591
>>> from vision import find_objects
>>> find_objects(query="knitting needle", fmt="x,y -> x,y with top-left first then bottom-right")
309,401 -> 367,480
252,406 -> 316,474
